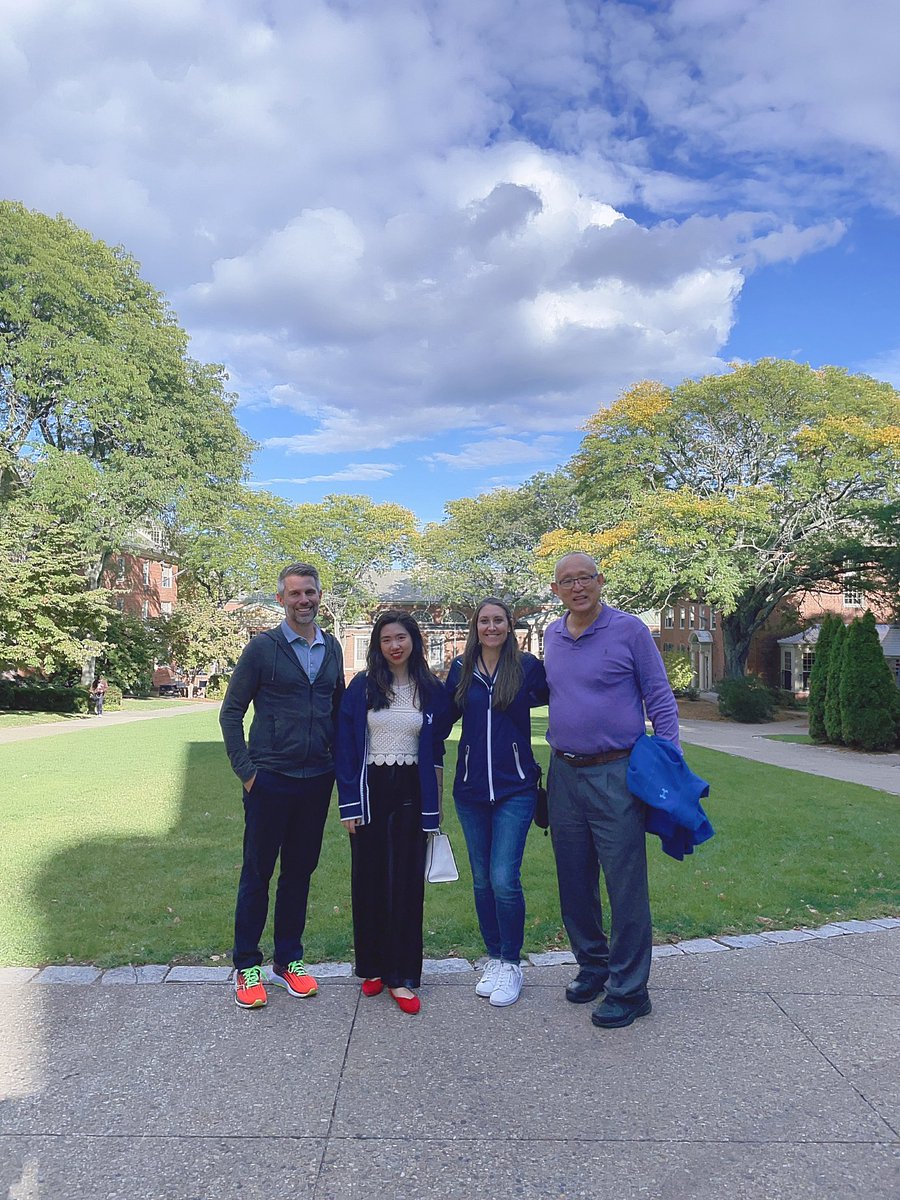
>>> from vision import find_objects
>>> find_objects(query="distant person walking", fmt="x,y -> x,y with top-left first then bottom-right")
90,675 -> 108,717
443,598 -> 548,1007
336,611 -> 447,1015
544,553 -> 680,1029
220,563 -> 345,1009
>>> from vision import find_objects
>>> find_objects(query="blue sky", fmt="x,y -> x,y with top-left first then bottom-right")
1,0 -> 898,525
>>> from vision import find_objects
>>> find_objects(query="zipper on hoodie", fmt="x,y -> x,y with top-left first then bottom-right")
475,672 -> 496,803
512,742 -> 526,780
463,745 -> 470,782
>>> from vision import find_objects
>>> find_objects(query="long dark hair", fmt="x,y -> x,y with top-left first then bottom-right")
455,597 -> 523,712
365,610 -> 439,711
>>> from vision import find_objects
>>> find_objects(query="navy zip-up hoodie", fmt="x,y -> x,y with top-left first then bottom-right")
219,627 -> 344,783
444,652 -> 548,806
336,673 -> 448,832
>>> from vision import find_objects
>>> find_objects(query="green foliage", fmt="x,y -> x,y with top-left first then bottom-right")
839,611 -> 898,750
0,499 -> 109,673
807,614 -> 842,742
419,471 -> 577,618
291,494 -> 420,639
205,674 -> 228,700
99,610 -> 161,696
717,675 -> 775,723
0,680 -> 90,713
823,622 -> 847,744
158,599 -> 246,689
662,649 -> 694,692
549,359 -> 900,676
103,684 -> 123,711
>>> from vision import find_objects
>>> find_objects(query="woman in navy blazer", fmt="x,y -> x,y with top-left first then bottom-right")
336,610 -> 446,1014
443,598 -> 548,1007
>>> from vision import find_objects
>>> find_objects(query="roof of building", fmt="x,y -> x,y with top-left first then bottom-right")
778,623 -> 899,652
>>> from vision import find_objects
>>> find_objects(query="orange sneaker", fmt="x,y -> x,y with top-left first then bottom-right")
270,959 -> 318,998
234,966 -> 267,1008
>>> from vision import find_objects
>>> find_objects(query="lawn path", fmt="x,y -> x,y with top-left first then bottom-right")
681,716 -> 900,795
0,702 -> 221,745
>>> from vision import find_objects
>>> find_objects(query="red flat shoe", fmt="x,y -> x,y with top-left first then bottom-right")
361,978 -> 383,997
389,988 -> 420,1015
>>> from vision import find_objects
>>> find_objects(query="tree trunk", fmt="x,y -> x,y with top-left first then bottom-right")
721,615 -> 754,680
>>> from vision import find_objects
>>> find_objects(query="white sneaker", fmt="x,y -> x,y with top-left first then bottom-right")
475,958 -> 502,997
489,961 -> 523,1007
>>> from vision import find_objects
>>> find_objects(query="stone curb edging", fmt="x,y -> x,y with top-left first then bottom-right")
3,918 -> 897,986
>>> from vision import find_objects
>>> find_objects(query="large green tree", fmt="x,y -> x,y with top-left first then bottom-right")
418,471 -> 578,621
546,360 -> 899,677
290,495 -> 420,643
0,201 -> 253,678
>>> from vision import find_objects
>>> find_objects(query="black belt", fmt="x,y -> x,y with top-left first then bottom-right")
554,747 -> 631,767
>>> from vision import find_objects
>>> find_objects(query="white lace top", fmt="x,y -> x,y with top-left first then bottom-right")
366,681 -> 422,765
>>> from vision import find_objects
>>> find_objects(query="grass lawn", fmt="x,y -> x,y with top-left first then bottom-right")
0,708 -> 896,967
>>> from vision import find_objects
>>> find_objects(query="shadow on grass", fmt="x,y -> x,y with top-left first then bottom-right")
30,732 -> 571,967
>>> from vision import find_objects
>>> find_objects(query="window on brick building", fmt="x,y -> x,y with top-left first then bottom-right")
843,582 -> 863,607
116,556 -> 126,581
699,608 -> 708,630
664,608 -> 674,628
161,565 -> 173,589
161,601 -> 173,616
354,636 -> 368,669
142,560 -> 150,586
689,607 -> 696,629
428,635 -> 444,668
679,609 -> 686,629
141,599 -> 149,620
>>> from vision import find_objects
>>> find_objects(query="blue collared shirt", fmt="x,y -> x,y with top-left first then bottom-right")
280,620 -> 326,682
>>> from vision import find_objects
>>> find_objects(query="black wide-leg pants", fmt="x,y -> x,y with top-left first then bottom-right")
350,763 -> 427,989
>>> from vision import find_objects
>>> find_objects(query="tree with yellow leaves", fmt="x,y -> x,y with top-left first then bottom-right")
540,359 -> 899,678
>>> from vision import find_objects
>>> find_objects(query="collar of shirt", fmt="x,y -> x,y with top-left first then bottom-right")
280,619 -> 324,649
560,603 -> 610,641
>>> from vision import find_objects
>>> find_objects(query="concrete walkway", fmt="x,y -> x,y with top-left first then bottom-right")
1,928 -> 897,1199
0,702 -> 221,745
680,716 -> 900,795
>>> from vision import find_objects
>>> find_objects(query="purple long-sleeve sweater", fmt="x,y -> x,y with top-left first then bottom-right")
544,604 -> 680,754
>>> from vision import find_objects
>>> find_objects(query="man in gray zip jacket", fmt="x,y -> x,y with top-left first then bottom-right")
220,562 -> 345,1008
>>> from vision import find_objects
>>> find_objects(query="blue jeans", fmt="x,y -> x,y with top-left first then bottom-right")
454,791 -> 535,962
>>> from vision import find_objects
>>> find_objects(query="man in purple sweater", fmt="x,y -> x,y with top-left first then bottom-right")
544,552 -> 680,1029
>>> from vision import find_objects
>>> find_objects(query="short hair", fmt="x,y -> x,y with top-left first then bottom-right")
277,562 -> 321,593
554,551 -> 598,581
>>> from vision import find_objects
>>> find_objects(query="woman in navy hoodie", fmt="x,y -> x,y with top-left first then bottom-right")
444,598 -> 548,1007
336,611 -> 446,1015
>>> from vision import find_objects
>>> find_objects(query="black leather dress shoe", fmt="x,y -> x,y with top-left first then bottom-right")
591,992 -> 652,1028
565,969 -> 608,1004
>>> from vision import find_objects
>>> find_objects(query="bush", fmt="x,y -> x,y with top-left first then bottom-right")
661,649 -> 694,694
104,684 -> 123,711
823,621 -> 847,744
0,680 -> 90,713
839,611 -> 897,751
205,674 -> 228,700
807,613 -> 841,742
717,675 -> 775,723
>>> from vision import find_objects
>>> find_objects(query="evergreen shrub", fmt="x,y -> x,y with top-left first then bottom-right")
839,611 -> 897,750
807,613 -> 841,742
823,621 -> 847,744
717,675 -> 775,722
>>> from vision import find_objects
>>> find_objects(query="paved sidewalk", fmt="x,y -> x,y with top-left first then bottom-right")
681,717 -> 900,795
0,702 -> 220,745
1,929 -> 897,1199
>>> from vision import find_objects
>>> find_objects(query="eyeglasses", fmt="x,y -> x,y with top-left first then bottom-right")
555,573 -> 598,590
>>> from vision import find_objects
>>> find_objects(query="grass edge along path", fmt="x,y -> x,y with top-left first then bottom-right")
0,708 -> 896,967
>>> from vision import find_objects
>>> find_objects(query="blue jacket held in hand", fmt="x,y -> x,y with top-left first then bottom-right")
626,733 -> 715,861
335,673 -> 448,833
443,652 -> 548,805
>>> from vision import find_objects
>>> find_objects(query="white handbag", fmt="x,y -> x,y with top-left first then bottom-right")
424,829 -> 459,883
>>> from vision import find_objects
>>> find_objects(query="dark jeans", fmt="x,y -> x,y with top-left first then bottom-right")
350,763 -> 426,989
232,768 -> 334,971
454,791 -> 535,962
548,755 -> 651,1000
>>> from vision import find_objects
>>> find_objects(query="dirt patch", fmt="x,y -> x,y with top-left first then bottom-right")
677,698 -> 807,724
